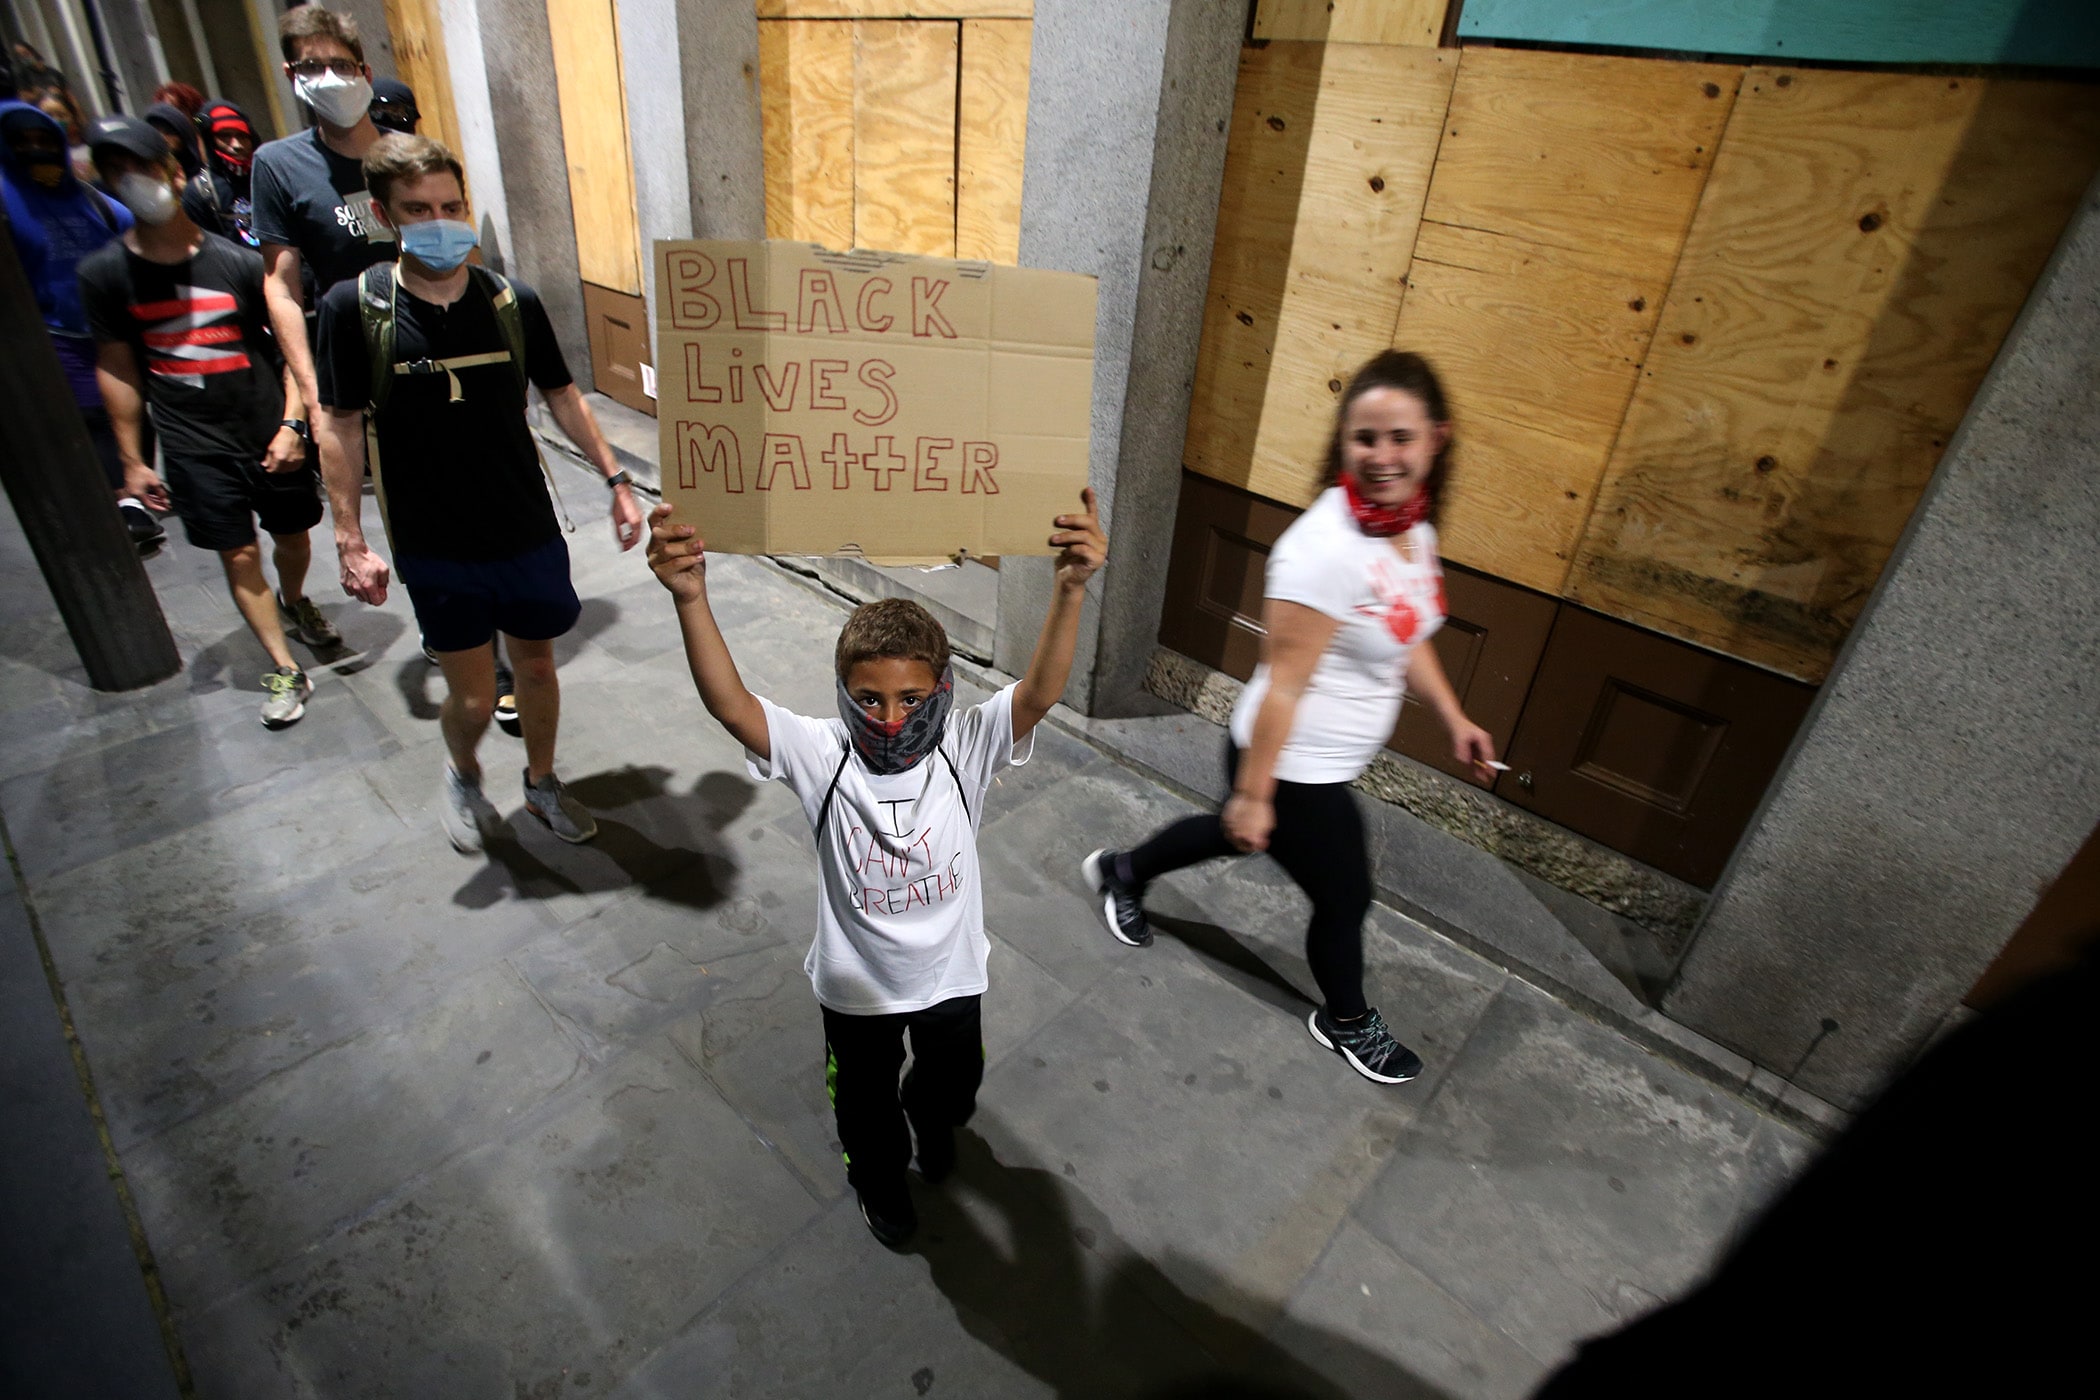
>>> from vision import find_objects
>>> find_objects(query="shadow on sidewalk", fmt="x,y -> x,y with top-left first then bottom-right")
455,766 -> 753,912
914,1127 -> 1449,1400
1149,913 -> 1317,1017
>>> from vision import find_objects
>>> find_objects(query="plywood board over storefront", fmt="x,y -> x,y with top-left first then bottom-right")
654,240 -> 1096,564
1569,68 -> 2100,681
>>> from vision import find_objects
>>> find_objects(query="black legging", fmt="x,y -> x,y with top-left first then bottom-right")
1122,742 -> 1372,1018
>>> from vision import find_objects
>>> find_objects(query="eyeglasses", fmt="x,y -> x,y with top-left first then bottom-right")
288,58 -> 361,80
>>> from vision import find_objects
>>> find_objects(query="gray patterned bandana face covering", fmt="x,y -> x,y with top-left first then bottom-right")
836,664 -> 955,775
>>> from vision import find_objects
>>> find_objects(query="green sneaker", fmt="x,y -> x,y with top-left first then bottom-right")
278,592 -> 342,649
260,667 -> 312,729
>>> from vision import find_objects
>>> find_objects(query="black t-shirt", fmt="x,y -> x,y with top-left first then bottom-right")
316,269 -> 573,561
249,128 -> 396,301
78,231 -> 284,461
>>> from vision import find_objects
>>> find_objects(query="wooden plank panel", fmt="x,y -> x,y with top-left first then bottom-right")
1458,0 -> 2100,70
760,1 -> 1030,16
1184,42 -> 1456,505
955,18 -> 1030,263
1182,44 -> 1325,498
1570,68 -> 2100,680
852,19 -> 959,257
1255,0 -> 1449,45
383,0 -> 463,161
547,0 -> 642,293
1423,47 -> 1738,266
758,18 -> 855,248
1396,48 -> 1737,590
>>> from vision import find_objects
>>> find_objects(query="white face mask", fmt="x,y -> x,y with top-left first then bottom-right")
114,172 -> 179,226
295,70 -> 372,129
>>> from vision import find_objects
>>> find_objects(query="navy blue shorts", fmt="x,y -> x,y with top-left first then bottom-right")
397,535 -> 581,653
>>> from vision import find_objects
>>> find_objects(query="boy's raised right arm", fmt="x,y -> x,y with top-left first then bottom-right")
646,502 -> 772,762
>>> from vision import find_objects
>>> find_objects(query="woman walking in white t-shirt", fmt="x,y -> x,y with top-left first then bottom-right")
1084,351 -> 1497,1084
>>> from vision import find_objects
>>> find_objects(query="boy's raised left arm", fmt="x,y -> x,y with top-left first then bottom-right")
1012,486 -> 1108,741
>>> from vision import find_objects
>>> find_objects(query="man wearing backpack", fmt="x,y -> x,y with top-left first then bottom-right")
313,134 -> 644,852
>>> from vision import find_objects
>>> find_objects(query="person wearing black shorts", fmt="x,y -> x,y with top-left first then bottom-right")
314,133 -> 643,852
78,115 -> 342,728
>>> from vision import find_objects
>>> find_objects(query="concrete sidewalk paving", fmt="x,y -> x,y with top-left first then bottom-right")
1,458 -> 1816,1399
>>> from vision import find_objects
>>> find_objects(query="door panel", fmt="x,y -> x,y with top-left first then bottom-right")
1390,566 -> 1557,788
1496,607 -> 1815,886
583,283 -> 653,417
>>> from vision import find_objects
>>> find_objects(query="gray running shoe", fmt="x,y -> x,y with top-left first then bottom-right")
260,667 -> 312,728
1307,1006 -> 1424,1085
524,769 -> 598,844
278,592 -> 342,648
441,764 -> 498,854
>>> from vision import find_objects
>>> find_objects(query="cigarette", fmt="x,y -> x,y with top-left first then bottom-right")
1483,760 -> 1510,771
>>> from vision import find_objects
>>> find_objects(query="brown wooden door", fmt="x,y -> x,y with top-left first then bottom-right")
1493,607 -> 1815,886
1966,821 -> 2100,1010
582,284 -> 653,417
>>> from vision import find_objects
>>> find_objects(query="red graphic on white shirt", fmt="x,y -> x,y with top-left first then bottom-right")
129,286 -> 250,387
1359,555 -> 1441,646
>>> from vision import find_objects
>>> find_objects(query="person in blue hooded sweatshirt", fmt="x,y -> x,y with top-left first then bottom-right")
2,97 -> 164,552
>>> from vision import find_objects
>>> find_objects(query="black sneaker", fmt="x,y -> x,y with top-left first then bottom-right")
119,500 -> 164,555
1081,849 -> 1152,947
857,1185 -> 916,1248
1307,1006 -> 1424,1085
494,665 -> 521,736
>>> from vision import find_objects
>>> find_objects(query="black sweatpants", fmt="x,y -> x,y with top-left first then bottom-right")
1123,743 -> 1373,1018
821,993 -> 983,1205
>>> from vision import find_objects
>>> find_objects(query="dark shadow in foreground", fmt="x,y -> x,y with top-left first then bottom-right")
913,1125 -> 1451,1400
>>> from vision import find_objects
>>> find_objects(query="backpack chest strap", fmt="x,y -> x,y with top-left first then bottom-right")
392,350 -> 515,403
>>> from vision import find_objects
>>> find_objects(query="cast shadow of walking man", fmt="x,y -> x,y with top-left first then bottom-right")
912,1125 -> 1451,1400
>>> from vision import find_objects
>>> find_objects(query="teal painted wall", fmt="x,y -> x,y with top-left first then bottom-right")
1457,0 -> 2100,69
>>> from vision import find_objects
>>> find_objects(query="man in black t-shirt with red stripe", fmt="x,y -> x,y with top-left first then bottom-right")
77,115 -> 342,729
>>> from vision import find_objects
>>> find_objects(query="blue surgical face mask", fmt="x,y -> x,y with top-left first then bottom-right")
396,217 -> 478,273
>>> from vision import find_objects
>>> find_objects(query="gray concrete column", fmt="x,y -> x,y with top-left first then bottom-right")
991,0 -> 1242,715
477,0 -> 591,390
1663,173 -> 2100,1112
674,0 -> 765,242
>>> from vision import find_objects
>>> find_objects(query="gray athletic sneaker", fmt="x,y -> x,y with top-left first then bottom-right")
277,592 -> 342,648
441,764 -> 499,854
524,769 -> 598,844
259,667 -> 312,728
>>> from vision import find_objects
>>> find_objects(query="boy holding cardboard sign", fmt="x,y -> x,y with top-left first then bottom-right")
646,491 -> 1105,1247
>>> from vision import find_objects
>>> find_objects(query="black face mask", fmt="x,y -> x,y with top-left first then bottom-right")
836,665 -> 955,775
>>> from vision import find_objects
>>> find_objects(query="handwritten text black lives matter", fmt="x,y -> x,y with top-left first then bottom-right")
664,251 -> 1003,498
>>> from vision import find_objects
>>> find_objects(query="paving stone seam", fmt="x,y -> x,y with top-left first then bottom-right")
1,806 -> 199,1397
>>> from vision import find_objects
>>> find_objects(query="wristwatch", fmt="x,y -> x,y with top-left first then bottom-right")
605,469 -> 633,491
280,418 -> 312,443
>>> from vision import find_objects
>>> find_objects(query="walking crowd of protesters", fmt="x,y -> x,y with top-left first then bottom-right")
4,5 -> 1493,1214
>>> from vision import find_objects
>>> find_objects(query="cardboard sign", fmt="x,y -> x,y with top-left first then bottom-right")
653,240 -> 1097,563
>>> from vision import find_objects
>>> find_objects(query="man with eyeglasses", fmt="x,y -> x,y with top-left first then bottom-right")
249,5 -> 395,427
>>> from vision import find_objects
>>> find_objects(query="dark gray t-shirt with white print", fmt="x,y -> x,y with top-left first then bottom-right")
249,126 -> 396,305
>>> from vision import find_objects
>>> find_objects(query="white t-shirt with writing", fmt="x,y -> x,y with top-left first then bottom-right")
748,684 -> 1033,1015
1229,486 -> 1447,785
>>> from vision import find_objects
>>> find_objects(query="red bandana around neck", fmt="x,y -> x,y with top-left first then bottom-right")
1340,471 -> 1429,538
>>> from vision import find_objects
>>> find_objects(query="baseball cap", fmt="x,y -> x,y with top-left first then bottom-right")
85,114 -> 167,164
